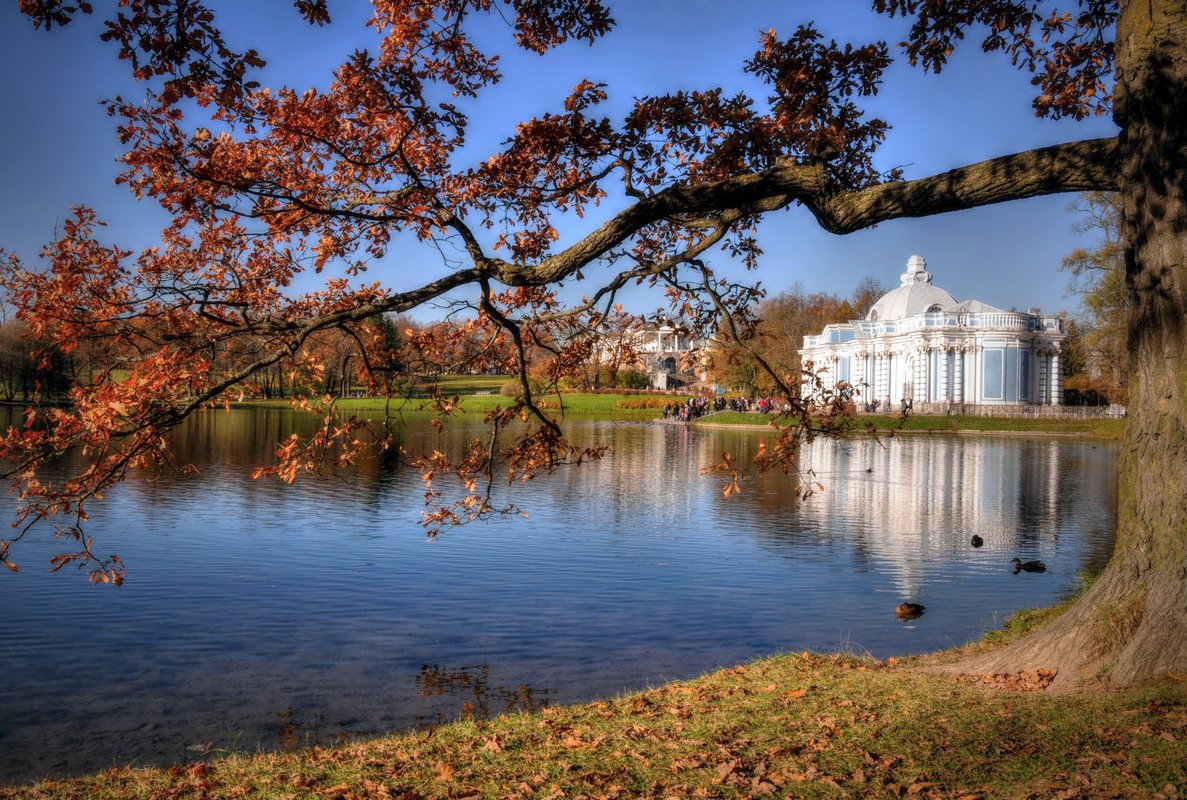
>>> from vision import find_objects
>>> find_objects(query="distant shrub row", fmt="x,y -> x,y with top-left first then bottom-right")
616,398 -> 680,409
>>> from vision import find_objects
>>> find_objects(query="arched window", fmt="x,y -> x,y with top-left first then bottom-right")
927,304 -> 943,313
869,309 -> 879,322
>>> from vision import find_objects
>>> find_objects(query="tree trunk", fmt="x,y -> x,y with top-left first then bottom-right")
941,0 -> 1187,689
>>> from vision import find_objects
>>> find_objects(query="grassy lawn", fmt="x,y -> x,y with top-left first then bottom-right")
695,412 -> 1126,440
7,604 -> 1183,799
893,414 -> 1125,438
236,391 -> 689,420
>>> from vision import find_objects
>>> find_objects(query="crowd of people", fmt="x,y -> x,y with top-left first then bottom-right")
661,396 -> 715,422
862,397 -> 926,415
661,394 -> 790,422
728,396 -> 792,414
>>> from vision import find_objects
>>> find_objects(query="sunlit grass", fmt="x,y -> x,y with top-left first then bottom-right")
694,411 -> 1125,440
236,390 -> 690,420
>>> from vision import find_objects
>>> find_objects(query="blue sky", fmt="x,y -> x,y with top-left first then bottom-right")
0,0 -> 1118,320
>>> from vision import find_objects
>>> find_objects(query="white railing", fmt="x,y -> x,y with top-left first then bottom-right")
804,311 -> 1063,348
907,402 -> 1125,419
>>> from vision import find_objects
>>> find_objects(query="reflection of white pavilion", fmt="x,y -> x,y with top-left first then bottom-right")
800,256 -> 1067,409
554,421 -> 1117,609
795,436 -> 1091,599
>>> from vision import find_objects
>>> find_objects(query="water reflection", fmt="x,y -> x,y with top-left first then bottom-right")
0,409 -> 1118,784
416,663 -> 554,725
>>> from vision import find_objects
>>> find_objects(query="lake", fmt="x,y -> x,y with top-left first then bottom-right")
0,409 -> 1118,783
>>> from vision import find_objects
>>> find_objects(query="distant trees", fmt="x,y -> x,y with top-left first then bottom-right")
0,300 -> 418,403
0,321 -> 39,401
586,317 -> 644,390
1061,192 -> 1129,403
0,319 -> 73,402
708,277 -> 887,396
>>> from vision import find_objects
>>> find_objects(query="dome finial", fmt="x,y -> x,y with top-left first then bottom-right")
867,254 -> 953,320
901,254 -> 932,285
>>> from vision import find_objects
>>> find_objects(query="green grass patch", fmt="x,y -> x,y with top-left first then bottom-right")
693,411 -> 781,426
975,602 -> 1080,652
9,651 -> 1183,799
894,414 -> 1124,439
234,391 -> 689,420
694,412 -> 1125,439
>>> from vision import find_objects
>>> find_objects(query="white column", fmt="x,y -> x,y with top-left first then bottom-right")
925,346 -> 935,401
954,346 -> 964,404
1027,347 -> 1038,403
938,346 -> 949,404
1048,352 -> 1055,404
969,345 -> 980,405
932,347 -> 939,401
1051,350 -> 1063,405
1030,346 -> 1039,401
1039,351 -> 1049,405
885,352 -> 892,402
914,348 -> 927,401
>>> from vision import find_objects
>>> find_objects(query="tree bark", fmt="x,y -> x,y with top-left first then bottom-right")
939,0 -> 1187,689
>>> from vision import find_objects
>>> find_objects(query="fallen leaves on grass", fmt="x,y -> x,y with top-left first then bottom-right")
951,669 -> 1057,691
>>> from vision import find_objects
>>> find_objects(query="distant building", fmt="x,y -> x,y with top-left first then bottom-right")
598,323 -> 706,390
634,324 -> 708,390
799,255 -> 1066,410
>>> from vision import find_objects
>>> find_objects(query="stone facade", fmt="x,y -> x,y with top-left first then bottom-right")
799,255 -> 1067,410
597,324 -> 706,390
632,325 -> 705,390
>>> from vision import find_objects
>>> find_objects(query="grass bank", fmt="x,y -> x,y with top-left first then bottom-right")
5,605 -> 1183,799
697,412 -> 1125,440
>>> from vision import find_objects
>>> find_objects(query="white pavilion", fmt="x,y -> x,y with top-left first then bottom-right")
799,255 -> 1066,410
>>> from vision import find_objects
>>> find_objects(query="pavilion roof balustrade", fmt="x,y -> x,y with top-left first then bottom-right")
803,311 -> 1063,347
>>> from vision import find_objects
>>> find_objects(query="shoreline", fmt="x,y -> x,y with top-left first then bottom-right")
5,397 -> 1122,440
210,398 -> 1126,440
688,419 -> 1121,439
5,600 -> 1182,798
686,412 -> 1124,440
